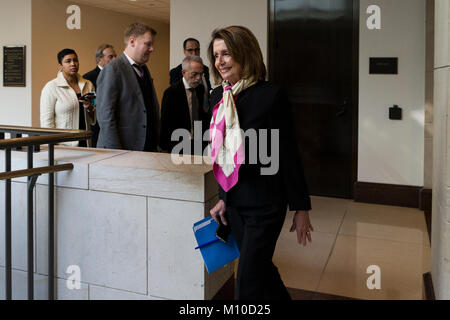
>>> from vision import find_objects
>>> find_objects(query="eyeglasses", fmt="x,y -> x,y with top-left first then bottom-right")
185,48 -> 200,54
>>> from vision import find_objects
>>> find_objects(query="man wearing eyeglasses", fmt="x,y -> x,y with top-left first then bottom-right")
169,38 -> 211,94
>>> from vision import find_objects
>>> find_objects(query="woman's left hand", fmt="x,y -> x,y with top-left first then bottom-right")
290,210 -> 313,246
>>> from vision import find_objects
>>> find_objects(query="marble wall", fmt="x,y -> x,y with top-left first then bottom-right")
0,147 -> 233,300
431,0 -> 450,300
425,0 -> 435,189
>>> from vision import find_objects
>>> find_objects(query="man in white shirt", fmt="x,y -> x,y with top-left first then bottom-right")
96,22 -> 160,151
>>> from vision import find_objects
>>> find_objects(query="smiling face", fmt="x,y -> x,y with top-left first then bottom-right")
213,39 -> 242,86
59,53 -> 79,77
127,31 -> 154,65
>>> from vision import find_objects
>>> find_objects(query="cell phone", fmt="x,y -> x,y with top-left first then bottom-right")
215,220 -> 231,243
80,92 -> 96,100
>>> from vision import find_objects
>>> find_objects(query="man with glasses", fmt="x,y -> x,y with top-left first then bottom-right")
169,38 -> 211,93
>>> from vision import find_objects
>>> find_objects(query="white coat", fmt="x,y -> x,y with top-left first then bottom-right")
40,71 -> 96,146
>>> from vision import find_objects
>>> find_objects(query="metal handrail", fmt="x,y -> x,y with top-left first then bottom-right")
0,132 -> 90,148
0,124 -> 87,134
1,125 -> 91,301
0,163 -> 74,180
0,125 -> 90,149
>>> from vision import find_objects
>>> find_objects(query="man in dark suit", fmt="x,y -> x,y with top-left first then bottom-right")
161,55 -> 210,155
83,44 -> 117,147
170,38 -> 211,93
96,23 -> 160,151
83,44 -> 117,90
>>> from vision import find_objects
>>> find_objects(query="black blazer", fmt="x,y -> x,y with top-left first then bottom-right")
210,81 -> 311,211
170,64 -> 212,93
82,66 -> 102,147
83,66 -> 101,90
160,79 -> 210,152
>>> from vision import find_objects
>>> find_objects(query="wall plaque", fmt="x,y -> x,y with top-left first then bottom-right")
369,57 -> 398,75
3,46 -> 26,87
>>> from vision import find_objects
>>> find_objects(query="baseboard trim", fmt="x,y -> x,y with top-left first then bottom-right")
423,272 -> 435,300
354,182 -> 421,208
420,188 -> 432,243
419,188 -> 432,211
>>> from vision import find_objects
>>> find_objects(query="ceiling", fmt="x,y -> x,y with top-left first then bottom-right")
70,0 -> 170,23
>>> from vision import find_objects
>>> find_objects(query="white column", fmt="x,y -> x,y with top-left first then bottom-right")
431,0 -> 450,300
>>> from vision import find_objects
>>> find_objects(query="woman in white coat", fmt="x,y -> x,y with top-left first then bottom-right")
40,48 -> 96,147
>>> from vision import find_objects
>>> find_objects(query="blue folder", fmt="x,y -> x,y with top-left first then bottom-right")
193,217 -> 240,273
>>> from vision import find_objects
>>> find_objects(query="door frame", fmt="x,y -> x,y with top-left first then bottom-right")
267,0 -> 359,198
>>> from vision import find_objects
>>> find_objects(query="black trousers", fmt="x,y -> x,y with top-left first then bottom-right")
226,203 -> 291,300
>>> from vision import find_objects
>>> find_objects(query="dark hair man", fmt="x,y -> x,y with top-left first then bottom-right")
169,38 -> 211,93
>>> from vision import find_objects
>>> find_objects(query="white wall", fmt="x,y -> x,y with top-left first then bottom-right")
0,0 -> 427,187
431,0 -> 450,300
358,0 -> 426,186
173,0 -> 427,188
170,0 -> 268,87
0,0 -> 32,126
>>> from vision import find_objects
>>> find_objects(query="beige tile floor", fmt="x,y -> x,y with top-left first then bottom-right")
271,196 -> 431,300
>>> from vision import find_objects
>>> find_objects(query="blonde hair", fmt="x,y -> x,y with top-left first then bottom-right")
124,22 -> 157,45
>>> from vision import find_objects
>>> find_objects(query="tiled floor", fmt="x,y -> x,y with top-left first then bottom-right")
269,196 -> 430,300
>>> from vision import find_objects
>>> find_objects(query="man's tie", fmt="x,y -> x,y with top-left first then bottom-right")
188,88 -> 200,134
133,64 -> 144,79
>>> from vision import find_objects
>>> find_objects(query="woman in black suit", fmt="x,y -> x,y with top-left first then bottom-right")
208,26 -> 313,300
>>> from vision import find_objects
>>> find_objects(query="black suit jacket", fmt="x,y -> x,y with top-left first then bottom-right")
82,66 -> 102,147
160,79 -> 210,153
170,64 -> 212,93
83,66 -> 101,90
210,81 -> 311,211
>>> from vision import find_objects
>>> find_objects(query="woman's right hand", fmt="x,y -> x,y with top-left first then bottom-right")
210,199 -> 227,225
79,95 -> 94,110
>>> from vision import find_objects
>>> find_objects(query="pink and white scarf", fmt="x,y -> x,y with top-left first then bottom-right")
210,79 -> 256,192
